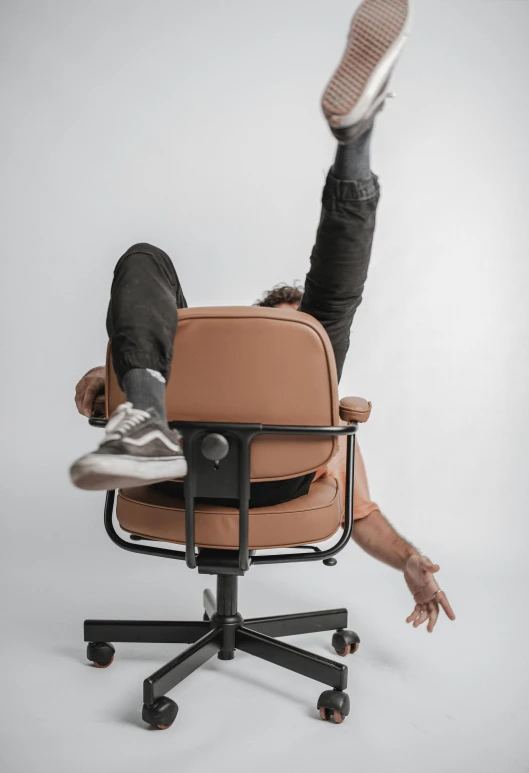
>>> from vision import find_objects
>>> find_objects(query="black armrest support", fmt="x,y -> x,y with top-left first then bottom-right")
92,419 -> 358,573
171,421 -> 358,573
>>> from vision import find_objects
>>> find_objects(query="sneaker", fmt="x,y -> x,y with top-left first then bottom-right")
321,0 -> 412,143
70,402 -> 188,490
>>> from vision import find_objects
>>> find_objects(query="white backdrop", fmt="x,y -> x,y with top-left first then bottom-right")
1,1 -> 528,771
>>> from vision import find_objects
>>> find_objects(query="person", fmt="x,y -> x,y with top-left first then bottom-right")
70,0 -> 455,633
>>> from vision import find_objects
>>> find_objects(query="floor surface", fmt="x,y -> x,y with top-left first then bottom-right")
2,491 -> 527,773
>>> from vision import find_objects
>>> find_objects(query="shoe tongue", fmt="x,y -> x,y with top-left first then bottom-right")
125,406 -> 161,428
106,403 -> 129,432
106,403 -> 155,435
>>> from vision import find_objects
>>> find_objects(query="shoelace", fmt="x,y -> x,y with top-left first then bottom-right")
104,402 -> 151,441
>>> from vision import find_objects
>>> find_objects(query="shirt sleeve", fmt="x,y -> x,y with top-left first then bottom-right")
313,422 -> 380,522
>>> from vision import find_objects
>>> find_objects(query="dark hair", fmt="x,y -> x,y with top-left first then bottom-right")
253,281 -> 304,308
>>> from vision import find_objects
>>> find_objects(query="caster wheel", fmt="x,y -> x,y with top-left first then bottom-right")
87,641 -> 115,668
142,697 -> 179,730
332,629 -> 360,657
317,690 -> 350,725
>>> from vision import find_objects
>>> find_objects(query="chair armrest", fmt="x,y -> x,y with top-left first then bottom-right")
339,396 -> 372,423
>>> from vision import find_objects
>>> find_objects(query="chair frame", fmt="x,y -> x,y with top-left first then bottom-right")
84,417 -> 360,727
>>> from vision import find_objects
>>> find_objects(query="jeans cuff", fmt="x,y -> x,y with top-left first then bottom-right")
113,349 -> 172,386
324,168 -> 380,202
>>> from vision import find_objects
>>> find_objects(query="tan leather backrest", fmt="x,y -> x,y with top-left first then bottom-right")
106,306 -> 341,481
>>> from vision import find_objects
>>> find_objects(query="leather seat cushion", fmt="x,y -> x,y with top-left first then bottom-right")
116,478 -> 342,550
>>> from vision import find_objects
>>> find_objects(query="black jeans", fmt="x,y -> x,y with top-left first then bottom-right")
106,170 -> 380,507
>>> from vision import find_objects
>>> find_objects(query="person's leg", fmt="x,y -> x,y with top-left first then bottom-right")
333,124 -> 373,182
106,242 -> 188,419
300,0 -> 411,380
299,152 -> 380,382
70,243 -> 188,490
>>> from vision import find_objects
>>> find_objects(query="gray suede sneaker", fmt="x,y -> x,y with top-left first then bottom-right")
322,0 -> 412,144
70,402 -> 187,490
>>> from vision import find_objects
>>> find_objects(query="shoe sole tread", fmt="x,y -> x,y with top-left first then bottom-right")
322,0 -> 409,119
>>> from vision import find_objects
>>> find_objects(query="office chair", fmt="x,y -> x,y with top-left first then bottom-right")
85,306 -> 372,729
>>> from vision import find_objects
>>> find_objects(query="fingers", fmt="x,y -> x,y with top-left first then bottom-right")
420,556 -> 440,573
92,393 -> 106,417
406,603 -> 423,624
74,375 -> 88,416
407,601 -> 440,632
413,607 -> 429,628
82,382 -> 101,417
75,374 -> 105,417
438,592 -> 456,621
406,599 -> 455,632
427,603 -> 439,633
75,385 -> 85,415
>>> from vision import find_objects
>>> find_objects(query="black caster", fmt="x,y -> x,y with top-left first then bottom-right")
317,689 -> 350,724
142,697 -> 179,730
332,629 -> 360,657
87,641 -> 115,668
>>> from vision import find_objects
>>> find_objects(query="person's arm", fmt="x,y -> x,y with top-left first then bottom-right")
352,507 -> 417,569
321,438 -> 456,632
352,509 -> 456,632
74,366 -> 105,417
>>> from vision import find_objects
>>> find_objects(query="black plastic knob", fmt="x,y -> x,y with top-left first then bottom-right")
201,433 -> 230,461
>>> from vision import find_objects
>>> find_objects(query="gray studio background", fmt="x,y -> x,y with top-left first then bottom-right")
1,1 -> 528,771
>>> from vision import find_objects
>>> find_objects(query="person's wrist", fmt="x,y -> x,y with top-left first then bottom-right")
400,546 -> 421,573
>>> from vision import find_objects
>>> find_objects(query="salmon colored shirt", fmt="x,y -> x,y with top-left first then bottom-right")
313,421 -> 379,522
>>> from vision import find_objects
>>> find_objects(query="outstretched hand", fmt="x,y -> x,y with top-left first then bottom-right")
404,554 -> 456,633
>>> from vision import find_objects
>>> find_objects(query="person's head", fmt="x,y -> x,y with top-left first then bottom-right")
253,282 -> 304,311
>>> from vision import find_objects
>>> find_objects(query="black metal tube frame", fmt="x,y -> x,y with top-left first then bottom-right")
92,417 -> 357,573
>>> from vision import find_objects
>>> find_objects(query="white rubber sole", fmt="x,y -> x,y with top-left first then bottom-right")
322,0 -> 412,129
70,453 -> 188,491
